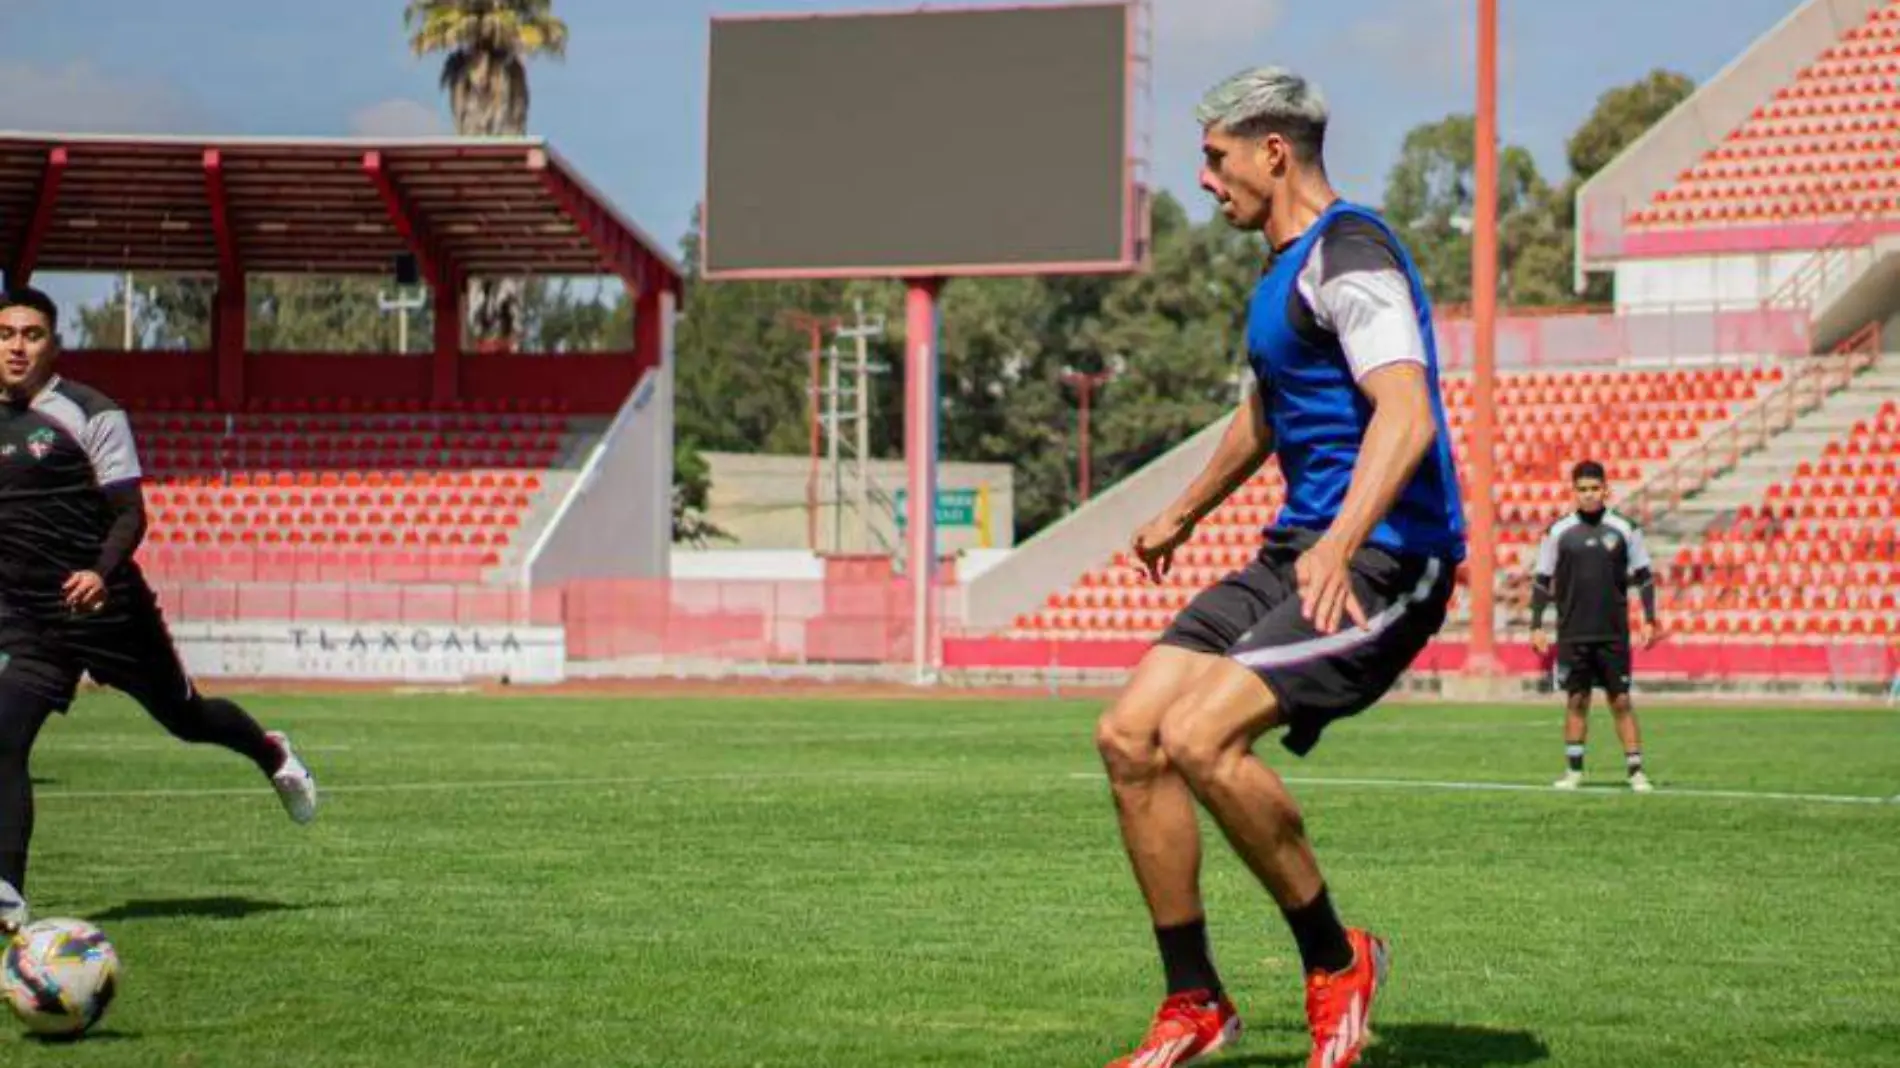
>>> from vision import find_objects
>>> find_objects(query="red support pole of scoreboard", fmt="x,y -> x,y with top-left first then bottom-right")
905,278 -> 944,683
1466,0 -> 1502,677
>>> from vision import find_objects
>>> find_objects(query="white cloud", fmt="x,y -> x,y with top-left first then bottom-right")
349,98 -> 449,138
0,60 -> 208,133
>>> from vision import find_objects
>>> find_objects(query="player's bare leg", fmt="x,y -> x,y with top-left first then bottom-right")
1097,646 -> 1241,1068
1555,691 -> 1590,789
1608,694 -> 1651,791
1160,659 -> 1388,1068
1097,646 -> 1222,927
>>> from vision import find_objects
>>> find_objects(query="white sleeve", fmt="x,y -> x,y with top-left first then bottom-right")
1315,272 -> 1428,382
1625,524 -> 1652,575
1533,528 -> 1561,579
82,409 -> 144,487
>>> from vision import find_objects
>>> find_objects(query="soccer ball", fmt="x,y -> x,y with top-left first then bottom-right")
2,919 -> 121,1038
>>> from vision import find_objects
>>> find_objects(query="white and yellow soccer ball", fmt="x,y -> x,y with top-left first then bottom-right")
2,918 -> 121,1038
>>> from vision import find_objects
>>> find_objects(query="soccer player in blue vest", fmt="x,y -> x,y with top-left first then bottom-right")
1096,68 -> 1466,1068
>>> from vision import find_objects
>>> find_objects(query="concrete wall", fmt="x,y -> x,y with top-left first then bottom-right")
963,416 -> 1226,631
1615,252 -> 1813,311
1575,0 -> 1883,272
523,291 -> 678,585
702,451 -> 1014,553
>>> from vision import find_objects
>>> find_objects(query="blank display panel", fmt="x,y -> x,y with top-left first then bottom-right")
704,3 -> 1134,278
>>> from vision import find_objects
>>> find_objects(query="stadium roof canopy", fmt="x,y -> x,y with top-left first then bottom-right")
0,133 -> 682,294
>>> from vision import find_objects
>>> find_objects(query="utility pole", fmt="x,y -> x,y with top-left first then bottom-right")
834,298 -> 887,551
781,311 -> 836,553
1062,368 -> 1115,502
827,338 -> 843,551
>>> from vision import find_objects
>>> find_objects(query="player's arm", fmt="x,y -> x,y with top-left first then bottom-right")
1297,228 -> 1437,632
1529,528 -> 1560,655
92,482 -> 148,576
64,409 -> 147,612
1131,385 -> 1272,581
1626,522 -> 1661,646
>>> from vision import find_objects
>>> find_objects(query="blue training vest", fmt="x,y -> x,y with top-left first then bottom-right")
1245,200 -> 1467,562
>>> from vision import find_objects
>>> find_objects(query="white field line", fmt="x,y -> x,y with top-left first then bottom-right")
37,770 -> 1897,806
1068,772 -> 1898,806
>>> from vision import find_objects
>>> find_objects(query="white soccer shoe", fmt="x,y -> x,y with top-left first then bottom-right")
1552,770 -> 1583,790
1628,771 -> 1655,794
266,731 -> 319,825
0,878 -> 27,934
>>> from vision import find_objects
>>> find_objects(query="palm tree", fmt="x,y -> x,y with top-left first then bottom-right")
405,0 -> 569,348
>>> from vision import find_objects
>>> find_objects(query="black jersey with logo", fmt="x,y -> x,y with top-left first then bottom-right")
0,376 -> 147,618
1531,508 -> 1653,644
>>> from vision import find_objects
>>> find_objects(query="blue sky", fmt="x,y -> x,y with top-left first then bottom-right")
4,0 -> 1804,321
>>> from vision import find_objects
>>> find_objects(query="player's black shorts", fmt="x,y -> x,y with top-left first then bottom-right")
1555,638 -> 1632,697
0,587 -> 193,711
1157,528 -> 1456,756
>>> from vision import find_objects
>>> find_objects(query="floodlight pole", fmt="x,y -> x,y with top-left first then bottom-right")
904,278 -> 944,684
782,311 -> 834,553
1467,0 -> 1502,677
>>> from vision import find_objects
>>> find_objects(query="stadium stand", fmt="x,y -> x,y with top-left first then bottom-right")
1629,0 -> 1900,230
128,398 -> 579,585
1006,363 -> 1785,640
1660,394 -> 1900,639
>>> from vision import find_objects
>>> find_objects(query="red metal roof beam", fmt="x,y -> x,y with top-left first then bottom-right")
201,149 -> 242,283
528,148 -> 648,294
362,150 -> 445,285
7,146 -> 68,287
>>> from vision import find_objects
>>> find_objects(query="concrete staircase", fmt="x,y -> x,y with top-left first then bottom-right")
483,417 -> 606,582
1644,349 -> 1900,567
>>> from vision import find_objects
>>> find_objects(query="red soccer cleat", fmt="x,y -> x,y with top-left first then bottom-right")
1304,929 -> 1389,1068
1105,989 -> 1242,1068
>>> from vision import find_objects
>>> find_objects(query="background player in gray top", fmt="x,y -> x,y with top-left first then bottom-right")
1530,461 -> 1660,792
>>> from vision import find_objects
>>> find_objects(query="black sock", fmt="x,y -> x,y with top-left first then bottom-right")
1154,918 -> 1223,997
1625,750 -> 1644,776
1565,743 -> 1585,773
1281,886 -> 1354,974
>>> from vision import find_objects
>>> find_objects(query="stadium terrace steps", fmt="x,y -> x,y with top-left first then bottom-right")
482,417 -> 606,581
1646,350 -> 1900,556
1656,363 -> 1900,638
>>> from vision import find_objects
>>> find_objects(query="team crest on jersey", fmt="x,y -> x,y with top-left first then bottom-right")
1602,532 -> 1620,552
24,427 -> 55,460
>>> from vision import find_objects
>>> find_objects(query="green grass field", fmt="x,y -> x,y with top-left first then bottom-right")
4,690 -> 1896,1067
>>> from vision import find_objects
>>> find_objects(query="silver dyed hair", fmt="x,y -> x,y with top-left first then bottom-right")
1195,67 -> 1329,158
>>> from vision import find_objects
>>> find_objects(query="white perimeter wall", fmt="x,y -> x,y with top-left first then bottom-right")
1616,251 -> 1814,311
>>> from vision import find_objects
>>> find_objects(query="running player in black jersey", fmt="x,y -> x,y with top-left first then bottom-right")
0,287 -> 317,929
